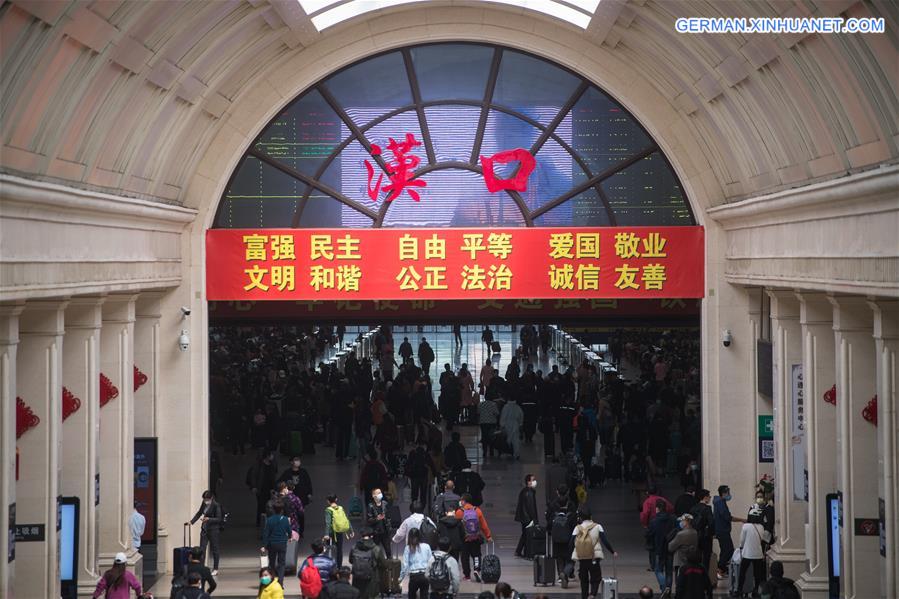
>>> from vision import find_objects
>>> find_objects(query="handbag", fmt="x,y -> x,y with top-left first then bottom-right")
260,552 -> 270,568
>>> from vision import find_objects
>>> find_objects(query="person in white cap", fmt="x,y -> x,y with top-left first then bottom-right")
92,552 -> 143,599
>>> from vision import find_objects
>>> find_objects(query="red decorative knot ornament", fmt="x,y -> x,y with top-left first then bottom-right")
862,395 -> 877,426
62,387 -> 81,421
134,365 -> 148,392
823,384 -> 837,405
100,373 -> 119,408
16,397 -> 40,438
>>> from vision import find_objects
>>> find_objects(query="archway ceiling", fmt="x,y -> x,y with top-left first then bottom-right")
1,0 -> 896,210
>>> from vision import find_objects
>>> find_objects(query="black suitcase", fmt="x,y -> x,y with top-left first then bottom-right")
380,556 -> 402,596
491,341 -> 502,353
525,525 -> 547,559
481,540 -> 502,584
533,531 -> 555,586
173,523 -> 192,573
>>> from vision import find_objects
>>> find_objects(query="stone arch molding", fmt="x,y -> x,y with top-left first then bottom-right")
0,0 -> 895,227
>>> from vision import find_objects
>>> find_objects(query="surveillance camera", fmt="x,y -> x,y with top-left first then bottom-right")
178,330 -> 190,352
722,329 -> 732,348
180,306 -> 191,317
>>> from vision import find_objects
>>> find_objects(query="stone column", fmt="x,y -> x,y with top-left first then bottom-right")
59,297 -> 104,594
14,299 -> 68,599
870,300 -> 898,598
767,290 -> 807,576
0,302 -> 25,598
98,294 -> 141,572
830,296 -> 879,599
796,293 -> 838,599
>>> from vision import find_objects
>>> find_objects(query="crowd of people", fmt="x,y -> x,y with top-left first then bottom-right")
145,324 -> 803,599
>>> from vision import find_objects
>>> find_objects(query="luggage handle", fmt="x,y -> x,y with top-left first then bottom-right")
183,522 -> 191,547
486,538 -> 496,555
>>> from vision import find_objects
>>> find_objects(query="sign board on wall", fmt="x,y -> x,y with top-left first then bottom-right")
758,414 -> 774,464
206,227 -> 705,301
791,364 -> 808,501
134,438 -> 157,544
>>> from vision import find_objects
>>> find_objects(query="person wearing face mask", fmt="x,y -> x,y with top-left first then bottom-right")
713,485 -> 744,580
256,566 -> 284,599
688,489 -> 714,577
366,487 -> 394,558
667,514 -> 699,594
186,490 -> 223,575
278,456 -> 313,507
514,474 -> 540,559
753,491 -> 775,545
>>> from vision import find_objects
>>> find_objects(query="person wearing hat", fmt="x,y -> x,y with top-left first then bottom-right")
734,508 -> 771,597
667,513 -> 698,594
92,552 -> 142,599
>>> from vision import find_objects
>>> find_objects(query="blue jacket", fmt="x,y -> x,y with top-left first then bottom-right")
712,496 -> 732,535
263,514 -> 291,546
305,552 -> 337,582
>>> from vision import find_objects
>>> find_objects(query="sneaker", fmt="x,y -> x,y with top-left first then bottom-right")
463,576 -> 471,582
560,575 -> 568,589
211,570 -> 218,576
717,570 -> 727,580
473,571 -> 482,583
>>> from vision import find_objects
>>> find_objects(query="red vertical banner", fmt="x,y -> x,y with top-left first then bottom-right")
206,227 -> 704,301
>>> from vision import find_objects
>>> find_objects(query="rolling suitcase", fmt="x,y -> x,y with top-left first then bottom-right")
533,532 -> 555,586
490,341 -> 502,353
380,546 -> 402,596
525,524 -> 547,559
480,540 -> 502,584
172,523 -> 192,573
600,556 -> 618,599
284,538 -> 299,575
729,556 -> 754,595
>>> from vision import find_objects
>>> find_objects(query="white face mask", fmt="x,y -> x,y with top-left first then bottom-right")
529,481 -> 537,489
375,493 -> 383,501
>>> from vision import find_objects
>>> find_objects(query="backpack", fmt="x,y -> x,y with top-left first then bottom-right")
462,508 -> 480,541
169,564 -> 188,598
419,517 -> 439,548
427,553 -> 452,593
329,505 -> 351,533
574,523 -> 598,559
299,557 -> 323,599
771,580 -> 801,599
351,547 -> 374,580
551,512 -> 572,543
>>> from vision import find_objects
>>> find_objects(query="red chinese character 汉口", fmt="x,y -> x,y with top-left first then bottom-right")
364,133 -> 427,202
479,148 -> 536,193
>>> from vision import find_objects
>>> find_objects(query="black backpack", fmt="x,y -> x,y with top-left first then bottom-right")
419,518 -> 439,548
427,554 -> 452,593
352,547 -> 374,580
551,512 -> 572,543
169,564 -> 188,598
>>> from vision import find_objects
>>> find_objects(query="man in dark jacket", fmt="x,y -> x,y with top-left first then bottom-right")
184,546 -> 217,593
418,338 -> 435,375
407,441 -> 434,505
454,461 -> 485,506
674,486 -> 699,517
187,490 -> 223,575
443,432 -> 467,473
514,474 -> 540,558
321,566 -> 361,599
759,560 -> 800,599
432,481 -> 461,520
247,451 -> 278,526
546,484 -> 577,586
366,488 -> 393,558
176,571 -> 212,599
398,337 -> 414,362
278,456 -> 313,506
648,499 -> 676,594
350,529 -> 387,599
688,489 -> 714,575
673,549 -> 713,599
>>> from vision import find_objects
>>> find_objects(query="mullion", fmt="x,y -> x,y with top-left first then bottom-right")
402,49 -> 437,165
593,183 -> 617,226
249,147 -> 378,221
530,81 -> 588,157
530,145 -> 657,219
469,48 -> 503,164
317,83 -> 391,176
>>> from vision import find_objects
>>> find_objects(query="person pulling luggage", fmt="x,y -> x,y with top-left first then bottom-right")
514,474 -> 539,559
454,494 -> 492,582
571,507 -> 618,599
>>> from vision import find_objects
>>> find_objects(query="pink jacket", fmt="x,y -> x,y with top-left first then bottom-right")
92,570 -> 142,599
640,494 -> 674,528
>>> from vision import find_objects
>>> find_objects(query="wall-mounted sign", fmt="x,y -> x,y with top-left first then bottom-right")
758,415 -> 774,438
7,503 -> 14,563
758,438 -> 774,463
854,518 -> 879,536
791,364 -> 808,501
13,523 -> 45,542
134,438 -> 158,544
206,227 -> 705,301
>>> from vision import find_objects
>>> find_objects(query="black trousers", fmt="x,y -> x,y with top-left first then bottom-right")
461,539 -> 482,577
577,559 -> 603,599
480,424 -> 497,456
375,532 -> 392,558
200,526 -> 220,569
408,573 -> 429,599
411,477 -> 429,505
553,542 -> 571,578
515,523 -> 528,557
738,557 -> 766,595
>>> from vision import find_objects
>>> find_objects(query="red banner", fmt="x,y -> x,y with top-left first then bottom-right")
206,227 -> 704,301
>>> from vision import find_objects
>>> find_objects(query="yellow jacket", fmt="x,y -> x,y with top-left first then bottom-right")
258,580 -> 285,599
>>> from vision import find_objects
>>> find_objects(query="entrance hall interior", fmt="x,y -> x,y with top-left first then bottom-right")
167,321 -> 703,596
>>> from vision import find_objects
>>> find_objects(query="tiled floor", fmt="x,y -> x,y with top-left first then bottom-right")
148,326 -> 717,597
